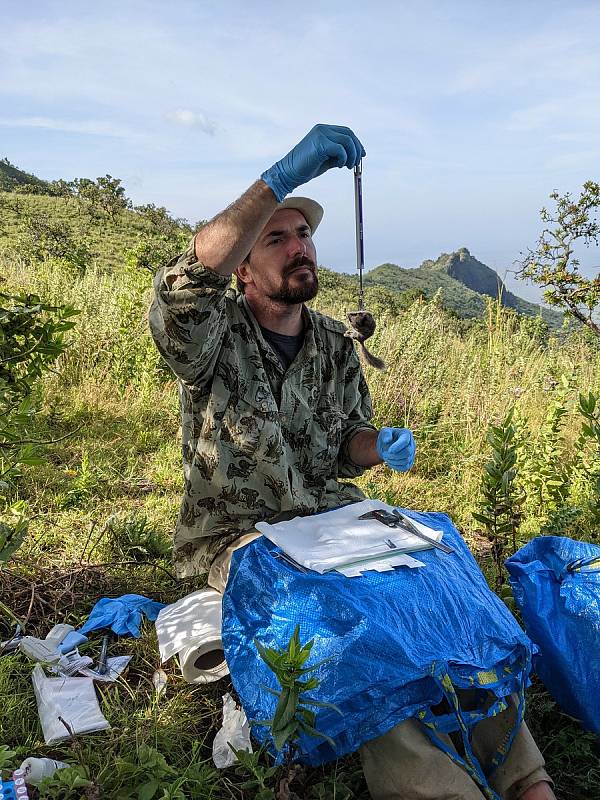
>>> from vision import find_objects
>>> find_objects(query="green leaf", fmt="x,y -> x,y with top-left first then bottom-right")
301,697 -> 343,714
273,718 -> 299,751
273,685 -> 299,731
297,721 -> 337,748
259,684 -> 281,698
0,745 -> 17,770
138,780 -> 160,800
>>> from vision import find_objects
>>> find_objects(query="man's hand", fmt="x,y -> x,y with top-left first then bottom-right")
261,124 -> 366,202
376,428 -> 416,472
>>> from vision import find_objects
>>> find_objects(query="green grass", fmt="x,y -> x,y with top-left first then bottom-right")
1,194 -> 599,798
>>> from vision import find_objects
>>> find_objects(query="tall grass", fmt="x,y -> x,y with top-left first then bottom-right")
4,247 -> 599,540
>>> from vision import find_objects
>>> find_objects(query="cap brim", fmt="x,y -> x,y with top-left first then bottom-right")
276,197 -> 324,235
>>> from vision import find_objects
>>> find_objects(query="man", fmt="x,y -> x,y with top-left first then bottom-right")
149,124 -> 555,799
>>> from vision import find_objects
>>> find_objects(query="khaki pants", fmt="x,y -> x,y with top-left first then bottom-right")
360,698 -> 551,800
210,534 -> 552,800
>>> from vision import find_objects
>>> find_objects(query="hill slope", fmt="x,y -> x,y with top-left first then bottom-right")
0,158 -> 52,193
365,247 -> 562,326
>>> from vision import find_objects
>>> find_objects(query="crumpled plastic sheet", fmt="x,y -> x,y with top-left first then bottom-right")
223,510 -> 534,765
31,665 -> 111,744
506,535 -> 600,735
212,692 -> 253,768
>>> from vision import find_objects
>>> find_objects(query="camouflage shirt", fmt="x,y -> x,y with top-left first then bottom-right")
148,240 -> 376,577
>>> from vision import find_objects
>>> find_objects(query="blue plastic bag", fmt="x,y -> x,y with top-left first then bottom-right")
223,509 -> 534,785
506,535 -> 600,735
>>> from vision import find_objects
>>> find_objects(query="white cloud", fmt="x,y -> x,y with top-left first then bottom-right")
0,116 -> 145,142
165,110 -> 218,135
506,94 -> 600,133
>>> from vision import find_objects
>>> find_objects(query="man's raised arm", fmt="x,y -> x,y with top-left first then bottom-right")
194,180 -> 277,275
195,124 -> 366,274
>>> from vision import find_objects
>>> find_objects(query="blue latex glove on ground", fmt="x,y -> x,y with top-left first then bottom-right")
79,594 -> 166,638
261,124 -> 366,202
376,428 -> 416,472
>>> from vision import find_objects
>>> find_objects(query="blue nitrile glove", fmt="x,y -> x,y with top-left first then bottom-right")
376,428 -> 416,472
261,124 -> 366,202
79,594 -> 166,638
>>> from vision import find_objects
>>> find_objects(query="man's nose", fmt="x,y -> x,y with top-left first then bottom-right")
288,236 -> 307,258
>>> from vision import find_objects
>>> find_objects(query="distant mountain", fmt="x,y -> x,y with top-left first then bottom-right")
0,158 -> 51,193
365,247 -> 563,327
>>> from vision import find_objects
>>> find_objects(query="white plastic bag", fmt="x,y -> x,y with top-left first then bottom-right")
31,665 -> 111,744
212,693 -> 252,768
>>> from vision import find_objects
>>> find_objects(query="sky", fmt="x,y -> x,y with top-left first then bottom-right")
1,0 -> 600,303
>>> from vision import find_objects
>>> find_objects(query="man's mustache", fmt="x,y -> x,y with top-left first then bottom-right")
285,255 -> 317,274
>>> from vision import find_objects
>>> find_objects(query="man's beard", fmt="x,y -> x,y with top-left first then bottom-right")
268,256 -> 319,304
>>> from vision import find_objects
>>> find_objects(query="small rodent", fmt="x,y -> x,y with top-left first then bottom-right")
345,311 -> 386,370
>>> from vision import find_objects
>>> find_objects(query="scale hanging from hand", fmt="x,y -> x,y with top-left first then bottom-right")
344,161 -> 386,370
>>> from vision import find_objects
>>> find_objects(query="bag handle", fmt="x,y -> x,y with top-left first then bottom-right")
417,647 -> 530,800
565,556 -> 600,574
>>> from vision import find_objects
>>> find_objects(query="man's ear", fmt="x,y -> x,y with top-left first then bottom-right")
235,261 -> 252,290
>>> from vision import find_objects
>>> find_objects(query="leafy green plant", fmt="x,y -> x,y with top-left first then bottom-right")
518,180 -> 600,337
569,391 -> 600,531
105,512 -> 171,561
0,743 -> 17,777
37,765 -> 94,799
57,452 -> 104,509
516,374 -> 571,516
0,506 -> 28,564
98,743 -> 217,800
16,212 -> 93,272
73,175 -> 131,221
107,745 -> 177,800
231,746 -> 279,800
230,627 -> 343,799
308,774 -> 354,800
109,260 -> 161,390
1,291 -> 78,564
254,625 -> 340,756
473,408 -> 525,591
125,232 -> 187,275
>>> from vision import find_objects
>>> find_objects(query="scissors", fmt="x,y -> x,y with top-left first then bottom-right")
358,509 -> 455,555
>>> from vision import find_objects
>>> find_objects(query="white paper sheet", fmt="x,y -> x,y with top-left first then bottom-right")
256,499 -> 443,574
336,553 -> 426,577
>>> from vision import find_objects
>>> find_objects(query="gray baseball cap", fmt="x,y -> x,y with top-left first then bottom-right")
276,196 -> 324,234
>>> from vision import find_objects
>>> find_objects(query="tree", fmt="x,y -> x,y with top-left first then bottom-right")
517,181 -> 600,337
17,212 -> 93,272
134,203 -> 190,237
73,174 -> 131,220
96,174 -> 131,219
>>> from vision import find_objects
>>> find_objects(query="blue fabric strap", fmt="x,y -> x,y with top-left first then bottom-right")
416,649 -> 530,800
